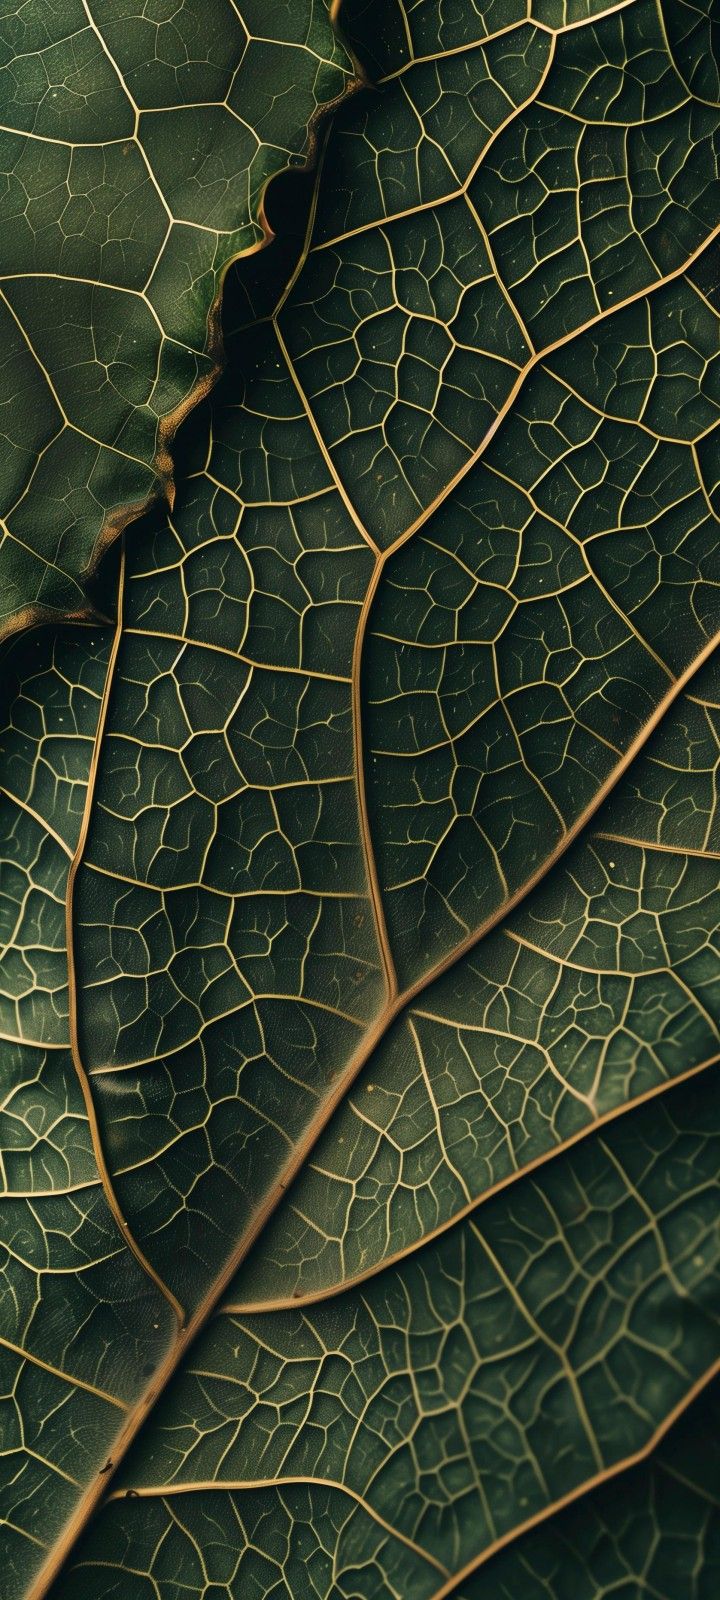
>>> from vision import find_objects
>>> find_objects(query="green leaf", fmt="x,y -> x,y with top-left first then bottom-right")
236,651 -> 720,1302
49,1379 -> 720,1598
1,1 -> 719,1596
0,622 -> 177,1591
63,1074 -> 720,1597
454,1380 -> 720,1599
0,0 -> 353,642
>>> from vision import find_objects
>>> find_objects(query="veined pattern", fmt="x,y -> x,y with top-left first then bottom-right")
0,2 -> 718,1596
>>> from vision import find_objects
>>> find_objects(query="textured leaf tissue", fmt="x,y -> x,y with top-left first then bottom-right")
0,3 -> 718,1597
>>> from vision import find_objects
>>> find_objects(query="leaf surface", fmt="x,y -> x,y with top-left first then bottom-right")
0,622 -> 176,1593
65,1074 -> 720,1597
52,1380 -> 720,1599
0,0 -> 353,641
0,1 -> 718,1596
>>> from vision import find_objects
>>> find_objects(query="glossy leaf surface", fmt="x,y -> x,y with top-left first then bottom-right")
0,1 -> 718,1596
0,0 -> 353,641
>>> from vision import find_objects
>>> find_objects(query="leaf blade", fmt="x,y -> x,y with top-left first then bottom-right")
2,2 -> 719,1595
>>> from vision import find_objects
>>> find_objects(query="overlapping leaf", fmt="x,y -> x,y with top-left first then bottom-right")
0,0 -> 353,641
0,0 -> 718,1596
